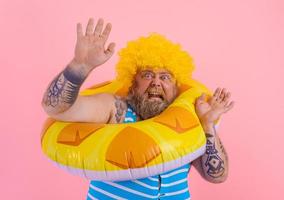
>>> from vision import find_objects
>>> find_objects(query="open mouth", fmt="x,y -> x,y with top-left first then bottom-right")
148,92 -> 164,100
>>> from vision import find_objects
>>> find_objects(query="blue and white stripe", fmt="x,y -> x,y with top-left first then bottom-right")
124,106 -> 137,123
87,164 -> 191,200
86,104 -> 191,199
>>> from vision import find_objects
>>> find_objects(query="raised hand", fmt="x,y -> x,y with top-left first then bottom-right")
73,18 -> 116,70
195,88 -> 235,125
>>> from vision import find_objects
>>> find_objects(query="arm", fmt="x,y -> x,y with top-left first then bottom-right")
42,60 -> 91,115
41,18 -> 120,123
193,88 -> 234,183
192,122 -> 228,183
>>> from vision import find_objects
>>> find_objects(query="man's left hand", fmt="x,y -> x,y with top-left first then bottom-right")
195,88 -> 235,125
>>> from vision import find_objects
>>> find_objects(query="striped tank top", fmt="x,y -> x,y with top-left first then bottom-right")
87,105 -> 191,200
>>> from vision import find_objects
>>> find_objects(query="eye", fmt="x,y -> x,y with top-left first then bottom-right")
142,72 -> 154,79
160,74 -> 171,81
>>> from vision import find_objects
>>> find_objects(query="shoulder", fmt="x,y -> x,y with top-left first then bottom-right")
109,95 -> 128,124
87,93 -> 127,124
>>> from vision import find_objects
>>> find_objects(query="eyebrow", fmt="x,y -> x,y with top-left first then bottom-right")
140,70 -> 172,76
159,72 -> 172,75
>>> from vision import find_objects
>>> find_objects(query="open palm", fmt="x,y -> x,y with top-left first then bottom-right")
195,88 -> 234,124
73,18 -> 116,69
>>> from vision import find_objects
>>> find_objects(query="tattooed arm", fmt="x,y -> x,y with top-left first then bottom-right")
192,123 -> 228,183
41,61 -> 117,122
42,60 -> 127,123
42,61 -> 90,115
193,87 -> 234,183
41,18 -> 119,123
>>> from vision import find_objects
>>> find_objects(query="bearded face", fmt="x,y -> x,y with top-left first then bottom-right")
126,69 -> 178,120
127,86 -> 171,119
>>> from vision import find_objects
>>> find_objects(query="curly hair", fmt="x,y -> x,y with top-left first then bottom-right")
115,33 -> 195,86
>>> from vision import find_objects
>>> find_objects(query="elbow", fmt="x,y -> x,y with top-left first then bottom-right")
41,98 -> 50,114
207,158 -> 229,184
205,171 -> 229,184
41,96 -> 69,116
208,175 -> 228,184
41,99 -> 53,115
41,99 -> 61,116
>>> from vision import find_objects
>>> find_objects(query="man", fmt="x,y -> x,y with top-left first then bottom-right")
42,18 -> 234,199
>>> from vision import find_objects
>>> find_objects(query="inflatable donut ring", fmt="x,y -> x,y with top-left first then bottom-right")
41,79 -> 214,181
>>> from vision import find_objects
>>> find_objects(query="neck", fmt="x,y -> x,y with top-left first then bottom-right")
126,100 -> 144,121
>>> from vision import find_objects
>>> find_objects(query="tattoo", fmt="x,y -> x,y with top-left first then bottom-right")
218,138 -> 225,154
204,134 -> 225,178
63,66 -> 85,85
43,66 -> 84,110
114,97 -> 127,123
205,133 -> 214,138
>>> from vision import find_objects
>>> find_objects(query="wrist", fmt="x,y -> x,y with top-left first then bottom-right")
201,121 -> 215,135
63,60 -> 91,85
69,59 -> 93,75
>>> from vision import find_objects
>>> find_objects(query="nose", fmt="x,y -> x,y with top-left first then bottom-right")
150,76 -> 161,87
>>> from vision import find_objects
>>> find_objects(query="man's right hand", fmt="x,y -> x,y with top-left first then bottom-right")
72,18 -> 116,70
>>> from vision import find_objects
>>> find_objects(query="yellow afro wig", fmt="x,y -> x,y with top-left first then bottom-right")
115,33 -> 195,86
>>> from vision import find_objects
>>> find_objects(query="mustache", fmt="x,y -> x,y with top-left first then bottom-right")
127,91 -> 170,120
146,92 -> 164,101
145,88 -> 165,96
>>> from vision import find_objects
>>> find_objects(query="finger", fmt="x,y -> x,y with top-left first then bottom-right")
201,93 -> 207,101
105,42 -> 116,58
101,23 -> 112,43
224,101 -> 235,112
219,88 -> 227,102
196,93 -> 206,104
213,87 -> 221,100
94,18 -> 104,37
223,92 -> 231,104
210,88 -> 221,104
197,93 -> 206,100
76,23 -> 83,40
86,18 -> 95,36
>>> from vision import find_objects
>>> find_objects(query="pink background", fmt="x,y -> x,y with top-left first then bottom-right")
0,0 -> 283,199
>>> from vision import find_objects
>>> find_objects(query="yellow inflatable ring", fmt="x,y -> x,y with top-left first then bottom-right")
41,79 -> 212,181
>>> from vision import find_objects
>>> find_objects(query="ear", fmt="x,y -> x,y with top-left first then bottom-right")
128,86 -> 134,96
127,81 -> 137,96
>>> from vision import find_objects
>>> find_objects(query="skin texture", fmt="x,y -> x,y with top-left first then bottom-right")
126,69 -> 178,120
74,18 -> 115,70
42,18 -> 234,183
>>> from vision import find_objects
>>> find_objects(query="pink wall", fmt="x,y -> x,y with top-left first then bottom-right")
1,0 -> 283,199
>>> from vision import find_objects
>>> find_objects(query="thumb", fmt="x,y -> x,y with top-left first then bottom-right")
105,42 -> 116,58
196,93 -> 206,103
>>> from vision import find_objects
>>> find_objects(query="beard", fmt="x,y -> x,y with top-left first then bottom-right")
126,88 -> 172,120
